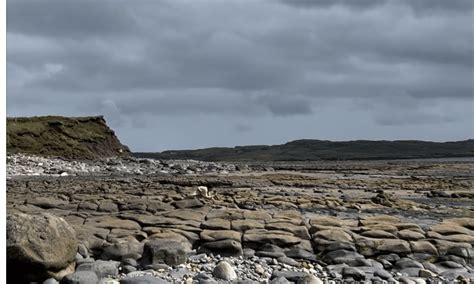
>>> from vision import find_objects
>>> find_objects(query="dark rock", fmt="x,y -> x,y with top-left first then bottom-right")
324,242 -> 356,253
198,239 -> 243,257
172,198 -> 204,209
256,251 -> 286,258
323,249 -> 364,266
285,248 -> 317,262
437,260 -> 465,269
122,265 -> 137,274
342,267 -> 365,281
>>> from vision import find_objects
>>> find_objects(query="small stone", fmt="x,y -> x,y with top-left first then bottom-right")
270,276 -> 292,284
374,269 -> 392,280
255,264 -> 265,275
297,274 -> 324,284
419,269 -> 437,278
278,256 -> 300,267
342,267 -> 365,281
212,261 -> 237,281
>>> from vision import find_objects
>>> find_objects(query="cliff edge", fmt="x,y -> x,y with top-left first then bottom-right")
7,116 -> 130,159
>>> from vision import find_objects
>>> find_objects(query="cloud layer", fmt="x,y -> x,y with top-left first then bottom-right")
7,0 -> 474,150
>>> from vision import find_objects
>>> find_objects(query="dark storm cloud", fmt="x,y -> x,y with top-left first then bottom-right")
7,0 -> 138,38
6,0 -> 474,149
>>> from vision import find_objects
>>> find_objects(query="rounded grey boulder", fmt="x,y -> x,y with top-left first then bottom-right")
7,212 -> 78,283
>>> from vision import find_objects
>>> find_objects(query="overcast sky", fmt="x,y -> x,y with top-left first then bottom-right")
7,0 -> 474,151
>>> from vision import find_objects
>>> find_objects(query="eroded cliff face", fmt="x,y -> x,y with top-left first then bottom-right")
7,115 -> 130,159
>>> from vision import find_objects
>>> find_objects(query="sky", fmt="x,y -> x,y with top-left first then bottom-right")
6,0 -> 474,151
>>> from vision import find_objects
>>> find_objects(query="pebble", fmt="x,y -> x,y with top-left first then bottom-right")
212,261 -> 237,280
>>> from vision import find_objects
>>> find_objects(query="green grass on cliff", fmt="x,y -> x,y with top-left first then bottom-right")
7,116 -> 130,159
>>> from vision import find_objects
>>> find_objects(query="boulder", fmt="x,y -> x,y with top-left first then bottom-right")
141,239 -> 190,267
7,212 -> 78,283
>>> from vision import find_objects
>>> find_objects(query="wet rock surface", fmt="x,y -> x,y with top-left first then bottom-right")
6,154 -> 474,283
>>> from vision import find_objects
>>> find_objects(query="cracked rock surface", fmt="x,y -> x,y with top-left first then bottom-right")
6,154 -> 474,283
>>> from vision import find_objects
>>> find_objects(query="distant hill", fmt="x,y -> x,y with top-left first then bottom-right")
134,139 -> 474,161
7,116 -> 130,159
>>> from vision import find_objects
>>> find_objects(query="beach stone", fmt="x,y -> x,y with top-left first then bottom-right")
201,219 -> 231,230
400,268 -> 422,277
98,201 -> 119,212
376,239 -> 411,255
270,277 -> 292,284
324,242 -> 356,252
232,219 -> 265,231
43,278 -> 59,284
278,256 -> 300,266
362,230 -> 397,239
419,269 -> 437,278
85,216 -> 140,230
446,246 -> 470,258
7,212 -> 78,283
244,230 -> 302,247
61,271 -> 99,284
120,275 -> 168,284
76,259 -> 120,278
297,274 -> 324,284
323,249 -> 364,265
198,239 -> 243,256
309,216 -> 344,227
398,230 -> 425,241
342,267 -> 365,281
172,198 -> 204,209
313,229 -> 352,243
141,239 -> 189,266
271,271 -> 306,282
395,258 -> 424,269
212,261 -> 237,280
430,223 -> 472,236
285,248 -> 317,262
374,269 -> 393,280
207,209 -> 244,221
200,230 -> 241,242
101,236 -> 144,260
243,210 -> 272,220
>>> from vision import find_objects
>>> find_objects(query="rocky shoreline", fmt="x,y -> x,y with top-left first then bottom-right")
6,154 -> 474,283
